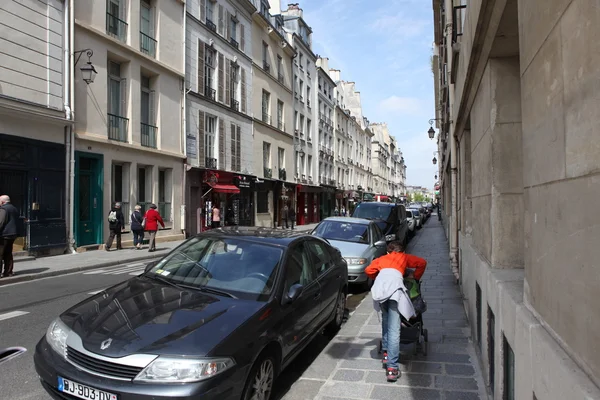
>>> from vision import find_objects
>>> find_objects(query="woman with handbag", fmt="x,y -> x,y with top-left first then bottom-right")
144,204 -> 165,252
130,205 -> 145,250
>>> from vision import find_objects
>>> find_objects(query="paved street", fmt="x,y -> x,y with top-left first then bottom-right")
279,216 -> 488,400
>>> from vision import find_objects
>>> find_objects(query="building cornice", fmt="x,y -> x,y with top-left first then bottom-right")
0,95 -> 67,125
75,19 -> 185,78
252,62 -> 293,94
252,12 -> 295,57
76,132 -> 186,159
253,118 -> 293,139
186,91 -> 253,121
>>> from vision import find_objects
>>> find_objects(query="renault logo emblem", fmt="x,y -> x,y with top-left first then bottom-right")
100,338 -> 112,350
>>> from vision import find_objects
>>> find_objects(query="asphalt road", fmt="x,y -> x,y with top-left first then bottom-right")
0,259 -> 369,400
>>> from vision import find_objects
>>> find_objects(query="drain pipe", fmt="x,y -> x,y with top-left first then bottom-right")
63,0 -> 75,254
67,0 -> 77,254
181,5 -> 188,238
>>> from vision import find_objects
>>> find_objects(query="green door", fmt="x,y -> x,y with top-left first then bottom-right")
75,153 -> 103,246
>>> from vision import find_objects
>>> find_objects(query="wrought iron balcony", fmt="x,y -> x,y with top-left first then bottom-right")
263,61 -> 270,73
140,32 -> 157,58
279,168 -> 286,180
230,37 -> 239,49
264,167 -> 272,178
206,19 -> 217,32
107,113 -> 128,142
205,86 -> 216,100
141,123 -> 157,148
205,157 -> 218,169
307,99 -> 311,108
329,179 -> 336,186
230,98 -> 239,111
106,13 -> 128,42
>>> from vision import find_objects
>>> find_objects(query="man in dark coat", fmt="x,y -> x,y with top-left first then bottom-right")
105,202 -> 125,251
0,195 -> 20,277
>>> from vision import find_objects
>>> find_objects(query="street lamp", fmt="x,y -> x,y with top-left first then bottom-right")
432,151 -> 439,165
74,49 -> 97,84
427,118 -> 441,140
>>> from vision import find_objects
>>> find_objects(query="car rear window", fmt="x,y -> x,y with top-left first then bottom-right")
313,221 -> 369,244
351,204 -> 393,221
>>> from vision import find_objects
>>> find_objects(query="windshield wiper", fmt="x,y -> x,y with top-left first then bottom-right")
148,274 -> 181,289
193,285 -> 237,299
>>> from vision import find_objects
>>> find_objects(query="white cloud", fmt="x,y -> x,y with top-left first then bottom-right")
369,13 -> 429,38
379,96 -> 425,115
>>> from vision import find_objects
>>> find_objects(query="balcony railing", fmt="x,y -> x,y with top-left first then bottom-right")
263,61 -> 270,73
279,168 -> 286,180
230,98 -> 240,111
262,110 -> 271,125
205,157 -> 218,169
205,86 -> 216,100
206,19 -> 217,32
140,32 -> 157,58
141,123 -> 157,148
158,202 -> 172,222
108,113 -> 128,142
277,118 -> 284,131
278,73 -> 284,84
264,167 -> 272,178
106,13 -> 128,42
307,99 -> 311,108
230,37 -> 239,49
329,179 -> 336,186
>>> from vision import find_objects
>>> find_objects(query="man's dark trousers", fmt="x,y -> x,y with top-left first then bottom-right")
106,229 -> 122,250
0,237 -> 15,276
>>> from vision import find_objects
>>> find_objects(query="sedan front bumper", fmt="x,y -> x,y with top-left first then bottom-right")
347,265 -> 369,284
34,337 -> 243,400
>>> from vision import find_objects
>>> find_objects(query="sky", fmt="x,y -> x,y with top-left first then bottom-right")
284,0 -> 439,189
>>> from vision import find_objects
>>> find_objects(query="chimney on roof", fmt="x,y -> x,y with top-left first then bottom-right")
286,3 -> 303,17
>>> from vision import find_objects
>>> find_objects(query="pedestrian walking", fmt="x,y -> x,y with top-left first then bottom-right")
105,202 -> 125,251
144,204 -> 164,252
288,204 -> 296,230
0,195 -> 20,278
130,205 -> 145,250
365,241 -> 427,382
281,205 -> 289,229
211,204 -> 220,229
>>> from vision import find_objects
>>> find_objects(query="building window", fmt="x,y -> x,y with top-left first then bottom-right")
260,0 -> 269,17
278,147 -> 285,171
503,336 -> 515,400
277,55 -> 283,83
299,80 -> 304,102
138,166 -> 149,210
204,47 -> 215,99
229,18 -> 238,47
257,191 -> 269,213
230,62 -> 239,109
307,155 -> 312,178
263,142 -> 271,178
139,1 -> 156,57
206,0 -> 214,23
231,124 -> 241,172
205,115 -> 217,168
307,118 -> 311,141
262,90 -> 271,124
299,114 -> 305,135
140,75 -> 156,148
262,42 -> 269,71
488,306 -> 496,395
476,283 -> 482,349
277,100 -> 284,130
106,0 -> 127,42
158,169 -> 172,221
294,111 -> 298,131
111,163 -> 129,217
107,61 -> 128,142
306,86 -> 311,107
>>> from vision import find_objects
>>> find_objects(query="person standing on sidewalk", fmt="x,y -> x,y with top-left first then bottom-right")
0,195 -> 20,278
105,202 -> 124,251
211,204 -> 220,229
365,241 -> 427,382
281,205 -> 289,229
130,205 -> 145,250
288,204 -> 296,230
144,204 -> 164,252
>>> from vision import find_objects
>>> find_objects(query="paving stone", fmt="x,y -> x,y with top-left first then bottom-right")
434,376 -> 479,391
443,336 -> 469,344
410,361 -> 443,374
347,347 -> 381,359
370,385 -> 441,400
443,319 -> 469,327
324,341 -> 353,358
409,353 -> 472,364
444,390 -> 482,400
431,343 -> 470,354
319,381 -> 372,399
300,355 -> 339,380
339,358 -> 410,372
281,379 -> 326,400
445,363 -> 476,376
366,371 -> 433,387
332,369 -> 365,382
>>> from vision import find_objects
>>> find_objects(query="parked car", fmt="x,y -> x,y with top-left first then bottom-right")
350,202 -> 409,245
312,217 -> 387,288
34,228 -> 348,400
408,208 -> 423,229
406,209 -> 417,236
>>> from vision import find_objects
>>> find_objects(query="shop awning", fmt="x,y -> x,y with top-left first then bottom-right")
209,183 -> 240,194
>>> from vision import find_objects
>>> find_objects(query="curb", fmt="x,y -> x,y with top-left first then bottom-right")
0,250 -> 170,287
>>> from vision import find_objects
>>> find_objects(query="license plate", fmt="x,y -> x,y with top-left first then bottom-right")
58,377 -> 117,400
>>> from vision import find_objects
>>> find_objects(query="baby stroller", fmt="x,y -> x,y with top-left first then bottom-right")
378,278 -> 429,356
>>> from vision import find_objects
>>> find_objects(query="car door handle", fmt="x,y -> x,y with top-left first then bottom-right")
313,292 -> 321,300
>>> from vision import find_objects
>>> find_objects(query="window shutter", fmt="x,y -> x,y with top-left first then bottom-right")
149,90 -> 156,126
218,52 -> 224,103
230,123 -> 236,171
236,125 -> 241,172
199,0 -> 206,22
240,23 -> 245,53
198,111 -> 205,167
225,60 -> 231,107
218,118 -> 226,170
218,5 -> 224,36
241,68 -> 247,113
197,40 -> 205,95
225,10 -> 230,40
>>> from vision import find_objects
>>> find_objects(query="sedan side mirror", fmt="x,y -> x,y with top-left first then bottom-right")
284,284 -> 304,304
374,239 -> 387,248
145,261 -> 158,273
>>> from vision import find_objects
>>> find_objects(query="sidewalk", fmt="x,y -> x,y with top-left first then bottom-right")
0,223 -> 319,286
281,217 -> 488,400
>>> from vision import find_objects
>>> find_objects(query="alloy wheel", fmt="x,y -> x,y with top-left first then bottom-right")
250,358 -> 274,400
335,292 -> 346,326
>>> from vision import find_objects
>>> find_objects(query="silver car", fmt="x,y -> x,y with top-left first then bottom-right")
312,217 -> 387,287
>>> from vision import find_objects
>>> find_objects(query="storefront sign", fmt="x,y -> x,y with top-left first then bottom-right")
186,134 -> 197,158
234,176 -> 251,188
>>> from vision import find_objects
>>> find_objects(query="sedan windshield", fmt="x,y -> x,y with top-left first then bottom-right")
314,221 -> 369,244
409,209 -> 421,217
147,237 -> 283,301
352,204 -> 392,221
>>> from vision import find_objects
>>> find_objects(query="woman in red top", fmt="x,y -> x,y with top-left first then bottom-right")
144,204 -> 165,252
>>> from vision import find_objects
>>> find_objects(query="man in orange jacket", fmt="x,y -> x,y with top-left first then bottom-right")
365,241 -> 427,382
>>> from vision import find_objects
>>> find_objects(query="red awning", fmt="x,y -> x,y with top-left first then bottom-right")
209,183 -> 240,194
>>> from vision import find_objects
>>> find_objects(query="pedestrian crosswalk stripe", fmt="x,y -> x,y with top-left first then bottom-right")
81,261 -> 157,276
0,311 -> 30,322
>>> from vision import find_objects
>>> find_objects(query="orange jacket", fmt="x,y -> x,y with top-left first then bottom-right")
365,252 -> 427,281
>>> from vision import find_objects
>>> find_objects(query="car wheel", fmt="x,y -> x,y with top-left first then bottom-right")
325,290 -> 346,337
242,354 -> 276,400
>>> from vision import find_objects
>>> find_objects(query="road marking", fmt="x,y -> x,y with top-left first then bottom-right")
0,311 -> 30,321
83,269 -> 105,275
87,290 -> 105,295
83,262 -> 152,276
128,270 -> 144,276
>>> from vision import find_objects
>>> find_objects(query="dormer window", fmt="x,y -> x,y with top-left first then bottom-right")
260,0 -> 269,17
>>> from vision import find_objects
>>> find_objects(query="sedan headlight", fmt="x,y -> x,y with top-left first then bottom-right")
345,257 -> 367,265
135,356 -> 235,383
46,318 -> 71,359
385,234 -> 396,241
